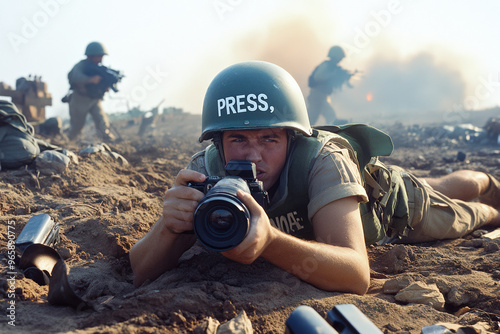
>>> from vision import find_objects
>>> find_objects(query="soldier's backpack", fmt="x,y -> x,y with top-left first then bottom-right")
295,125 -> 411,245
0,100 -> 40,169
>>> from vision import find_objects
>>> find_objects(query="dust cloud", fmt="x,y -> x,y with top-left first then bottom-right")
230,17 -> 468,125
232,15 -> 328,93
171,14 -> 330,114
174,13 -> 468,126
334,53 -> 467,124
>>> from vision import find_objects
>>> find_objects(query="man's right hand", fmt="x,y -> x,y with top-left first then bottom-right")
161,169 -> 206,234
130,169 -> 205,287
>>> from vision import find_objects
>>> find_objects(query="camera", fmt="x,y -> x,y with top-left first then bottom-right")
188,159 -> 269,251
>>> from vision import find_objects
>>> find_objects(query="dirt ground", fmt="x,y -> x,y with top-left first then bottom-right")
1,113 -> 500,333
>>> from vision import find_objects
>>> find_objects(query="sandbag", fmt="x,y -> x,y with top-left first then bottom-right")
35,150 -> 70,174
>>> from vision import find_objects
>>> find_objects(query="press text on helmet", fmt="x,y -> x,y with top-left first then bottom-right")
217,94 -> 274,117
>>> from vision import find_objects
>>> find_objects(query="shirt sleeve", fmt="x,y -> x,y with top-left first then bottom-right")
307,141 -> 368,220
312,62 -> 332,83
186,151 -> 208,175
68,61 -> 93,89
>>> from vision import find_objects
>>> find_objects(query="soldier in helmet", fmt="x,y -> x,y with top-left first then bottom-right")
130,61 -> 500,293
307,45 -> 357,125
66,41 -> 115,142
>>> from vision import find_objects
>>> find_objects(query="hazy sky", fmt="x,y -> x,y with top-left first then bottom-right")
1,0 -> 499,123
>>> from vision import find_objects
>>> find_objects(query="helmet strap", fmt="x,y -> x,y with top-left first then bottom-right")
212,132 -> 226,167
286,129 -> 296,156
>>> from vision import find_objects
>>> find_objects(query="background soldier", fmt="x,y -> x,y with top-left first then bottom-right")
66,41 -> 115,142
307,46 -> 357,125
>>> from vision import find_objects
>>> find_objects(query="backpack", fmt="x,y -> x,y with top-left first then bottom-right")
0,100 -> 40,169
312,125 -> 411,244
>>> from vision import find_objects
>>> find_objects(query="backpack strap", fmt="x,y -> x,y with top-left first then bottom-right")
363,159 -> 411,244
364,157 -> 393,206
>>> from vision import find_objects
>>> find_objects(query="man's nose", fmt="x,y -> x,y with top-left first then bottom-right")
244,146 -> 263,162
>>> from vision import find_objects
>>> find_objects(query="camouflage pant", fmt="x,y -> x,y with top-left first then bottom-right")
68,92 -> 111,140
397,168 -> 493,243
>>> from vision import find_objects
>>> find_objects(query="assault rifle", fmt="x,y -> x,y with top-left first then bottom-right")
83,62 -> 124,99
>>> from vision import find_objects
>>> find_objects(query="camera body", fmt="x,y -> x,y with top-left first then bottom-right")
188,159 -> 269,251
188,159 -> 269,208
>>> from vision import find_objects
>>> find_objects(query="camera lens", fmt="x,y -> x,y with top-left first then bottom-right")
208,209 -> 234,233
193,177 -> 251,251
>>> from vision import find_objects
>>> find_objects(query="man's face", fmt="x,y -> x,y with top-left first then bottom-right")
222,128 -> 288,191
89,55 -> 104,64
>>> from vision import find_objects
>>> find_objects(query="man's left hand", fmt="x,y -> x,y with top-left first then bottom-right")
221,190 -> 275,264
